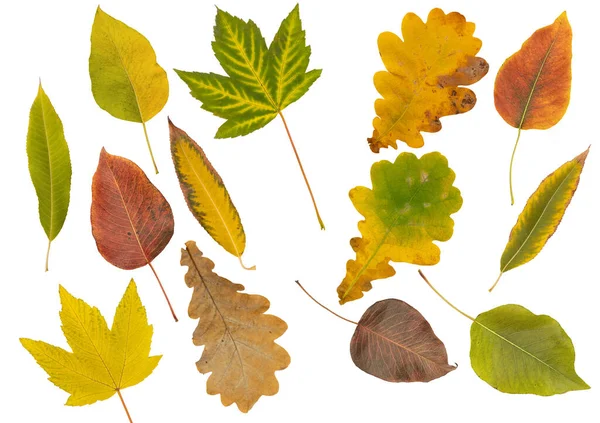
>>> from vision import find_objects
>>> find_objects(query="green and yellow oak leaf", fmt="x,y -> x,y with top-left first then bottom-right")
174,4 -> 321,139
338,152 -> 462,304
368,8 -> 488,152
20,280 -> 160,414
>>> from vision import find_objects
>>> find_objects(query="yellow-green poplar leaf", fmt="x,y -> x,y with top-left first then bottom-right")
26,82 -> 72,272
418,270 -> 589,397
20,280 -> 161,420
89,6 -> 169,174
471,304 -> 590,395
169,119 -> 254,270
174,4 -> 325,229
338,152 -> 462,304
490,147 -> 590,292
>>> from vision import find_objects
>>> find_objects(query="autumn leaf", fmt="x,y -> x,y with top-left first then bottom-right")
91,148 -> 177,321
26,82 -> 71,271
471,304 -> 589,395
89,7 -> 169,174
169,119 -> 253,270
419,270 -> 589,396
351,299 -> 455,382
175,5 -> 324,229
20,280 -> 161,422
296,281 -> 455,383
490,147 -> 589,292
338,152 -> 462,304
368,8 -> 488,153
181,241 -> 290,412
494,12 -> 572,204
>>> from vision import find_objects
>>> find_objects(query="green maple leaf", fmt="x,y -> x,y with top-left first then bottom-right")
175,4 -> 325,229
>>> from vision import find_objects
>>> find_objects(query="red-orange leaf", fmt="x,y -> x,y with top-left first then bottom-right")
91,148 -> 177,321
494,12 -> 571,130
351,299 -> 456,382
494,12 -> 572,204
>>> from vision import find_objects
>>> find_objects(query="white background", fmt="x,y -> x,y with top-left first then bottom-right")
1,0 -> 598,422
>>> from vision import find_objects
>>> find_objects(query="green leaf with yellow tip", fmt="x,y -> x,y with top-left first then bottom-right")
338,152 -> 462,304
89,6 -> 169,173
471,304 -> 590,395
26,82 -> 72,272
20,280 -> 160,419
490,147 -> 590,292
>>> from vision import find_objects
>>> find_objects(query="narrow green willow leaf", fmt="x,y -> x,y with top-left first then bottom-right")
491,147 -> 589,291
89,6 -> 169,173
174,4 -> 324,229
471,304 -> 589,395
26,82 -> 72,271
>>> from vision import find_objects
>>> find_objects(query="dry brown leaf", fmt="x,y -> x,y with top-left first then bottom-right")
181,241 -> 290,412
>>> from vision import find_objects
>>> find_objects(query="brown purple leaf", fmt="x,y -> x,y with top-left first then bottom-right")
350,299 -> 455,382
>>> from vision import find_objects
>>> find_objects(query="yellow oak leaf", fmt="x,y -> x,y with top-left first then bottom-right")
20,280 -> 160,422
368,8 -> 488,152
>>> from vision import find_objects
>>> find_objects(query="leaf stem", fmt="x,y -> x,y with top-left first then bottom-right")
509,128 -> 522,206
238,256 -> 256,271
295,280 -> 358,325
148,262 -> 178,322
142,121 -> 159,174
279,112 -> 325,230
45,239 -> 51,272
116,389 -> 134,423
417,270 -> 475,322
488,272 -> 503,293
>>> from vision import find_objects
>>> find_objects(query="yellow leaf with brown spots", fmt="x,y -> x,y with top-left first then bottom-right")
368,8 -> 488,152
338,152 -> 462,304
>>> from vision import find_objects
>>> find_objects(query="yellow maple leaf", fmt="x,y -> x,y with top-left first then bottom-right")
368,8 -> 488,152
20,280 -> 160,422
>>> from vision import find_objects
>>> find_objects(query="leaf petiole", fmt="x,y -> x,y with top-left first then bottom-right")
45,239 -> 51,272
279,113 -> 325,230
489,272 -> 503,293
116,389 -> 134,423
142,121 -> 159,174
508,128 -> 522,205
295,281 -> 358,325
417,270 -> 475,321
148,262 -> 178,322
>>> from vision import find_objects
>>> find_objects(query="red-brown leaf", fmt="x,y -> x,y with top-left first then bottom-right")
350,299 -> 456,382
91,148 -> 174,269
